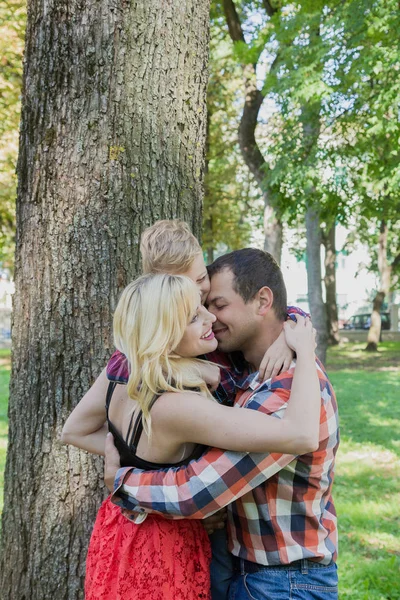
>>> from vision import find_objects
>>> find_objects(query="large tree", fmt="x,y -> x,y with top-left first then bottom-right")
0,1 -> 210,598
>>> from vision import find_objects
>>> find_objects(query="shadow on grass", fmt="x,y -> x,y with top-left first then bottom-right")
327,341 -> 400,372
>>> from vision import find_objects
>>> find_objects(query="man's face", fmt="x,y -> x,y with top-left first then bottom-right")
206,268 -> 259,353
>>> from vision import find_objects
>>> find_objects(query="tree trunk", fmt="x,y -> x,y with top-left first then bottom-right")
322,224 -> 340,345
306,207 -> 329,364
0,1 -> 210,598
366,221 -> 391,352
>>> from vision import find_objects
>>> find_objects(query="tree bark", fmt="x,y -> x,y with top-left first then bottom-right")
222,0 -> 283,263
322,224 -> 340,345
0,1 -> 210,598
306,207 -> 329,364
366,220 -> 391,351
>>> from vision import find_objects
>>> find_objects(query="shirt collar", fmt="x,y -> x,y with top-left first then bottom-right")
236,371 -> 271,391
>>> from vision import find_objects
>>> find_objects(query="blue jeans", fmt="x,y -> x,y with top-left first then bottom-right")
229,559 -> 338,600
210,528 -> 234,600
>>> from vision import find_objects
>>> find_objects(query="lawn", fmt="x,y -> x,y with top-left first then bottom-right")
0,343 -> 399,598
326,342 -> 400,600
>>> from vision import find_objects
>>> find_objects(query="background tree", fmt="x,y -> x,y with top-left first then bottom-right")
204,3 -> 263,261
0,1 -> 210,598
0,0 -> 25,268
218,0 -> 285,262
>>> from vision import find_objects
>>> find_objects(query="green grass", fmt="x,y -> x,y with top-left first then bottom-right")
326,342 -> 400,599
327,341 -> 400,371
0,343 -> 399,598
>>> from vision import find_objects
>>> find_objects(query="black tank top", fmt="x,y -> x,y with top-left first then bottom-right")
105,382 -> 206,469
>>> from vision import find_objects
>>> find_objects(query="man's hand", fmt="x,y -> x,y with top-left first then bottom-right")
202,508 -> 227,535
104,432 -> 121,492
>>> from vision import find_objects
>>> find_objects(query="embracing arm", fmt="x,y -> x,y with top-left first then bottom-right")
111,365 -> 329,519
61,368 -> 109,455
152,316 -> 320,456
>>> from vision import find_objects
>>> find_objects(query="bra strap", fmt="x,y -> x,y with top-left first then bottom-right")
127,393 -> 161,450
105,381 -> 117,417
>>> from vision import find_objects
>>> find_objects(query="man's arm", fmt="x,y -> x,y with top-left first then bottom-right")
112,443 -> 295,519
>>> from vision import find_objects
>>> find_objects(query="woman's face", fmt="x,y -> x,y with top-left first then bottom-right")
179,254 -> 210,304
174,304 -> 218,358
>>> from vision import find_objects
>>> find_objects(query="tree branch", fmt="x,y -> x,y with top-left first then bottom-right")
262,0 -> 277,17
222,0 -> 245,43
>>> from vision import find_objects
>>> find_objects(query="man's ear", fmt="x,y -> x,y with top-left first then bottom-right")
256,286 -> 274,316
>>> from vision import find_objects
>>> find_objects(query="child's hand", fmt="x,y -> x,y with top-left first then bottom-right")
283,315 -> 316,356
196,361 -> 221,392
259,329 -> 294,381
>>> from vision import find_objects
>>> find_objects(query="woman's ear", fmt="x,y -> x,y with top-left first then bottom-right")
257,286 -> 274,316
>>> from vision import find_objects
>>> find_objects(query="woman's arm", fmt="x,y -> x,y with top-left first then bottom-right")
61,368 -> 110,455
152,317 -> 320,455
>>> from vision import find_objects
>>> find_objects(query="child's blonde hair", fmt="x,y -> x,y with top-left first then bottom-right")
140,220 -> 202,274
113,273 -> 213,435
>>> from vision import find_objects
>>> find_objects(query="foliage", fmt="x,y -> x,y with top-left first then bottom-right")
258,0 -> 400,230
0,0 -> 25,269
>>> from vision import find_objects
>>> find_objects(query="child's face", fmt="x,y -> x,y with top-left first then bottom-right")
180,254 -> 210,304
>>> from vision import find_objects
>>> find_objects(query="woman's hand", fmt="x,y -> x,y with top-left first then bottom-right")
258,329 -> 294,381
202,509 -> 227,535
283,315 -> 316,357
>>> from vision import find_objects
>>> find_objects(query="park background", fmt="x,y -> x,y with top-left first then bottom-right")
0,0 -> 399,598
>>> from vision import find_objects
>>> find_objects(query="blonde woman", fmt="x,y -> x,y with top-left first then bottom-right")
63,273 -> 320,600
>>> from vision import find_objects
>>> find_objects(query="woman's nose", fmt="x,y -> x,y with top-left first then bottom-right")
207,310 -> 216,323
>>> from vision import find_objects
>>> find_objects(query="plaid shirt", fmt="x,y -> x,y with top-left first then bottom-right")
111,360 -> 339,566
106,305 -> 308,405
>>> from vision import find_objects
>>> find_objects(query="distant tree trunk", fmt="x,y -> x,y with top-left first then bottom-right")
222,0 -> 283,263
306,207 -> 329,364
322,224 -> 340,345
0,1 -> 210,599
366,220 -> 391,352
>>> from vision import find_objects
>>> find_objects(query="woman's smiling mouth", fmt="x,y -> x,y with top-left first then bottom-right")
201,328 -> 215,340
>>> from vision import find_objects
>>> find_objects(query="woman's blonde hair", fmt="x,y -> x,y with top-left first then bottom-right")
113,273 -> 213,435
140,220 -> 202,274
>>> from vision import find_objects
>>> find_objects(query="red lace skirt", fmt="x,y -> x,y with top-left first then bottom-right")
85,497 -> 211,600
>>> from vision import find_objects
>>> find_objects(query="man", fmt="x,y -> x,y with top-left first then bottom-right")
107,248 -> 339,599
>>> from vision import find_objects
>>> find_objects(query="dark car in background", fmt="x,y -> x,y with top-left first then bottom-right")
342,312 -> 391,330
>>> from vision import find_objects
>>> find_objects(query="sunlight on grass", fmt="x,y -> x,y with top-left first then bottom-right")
328,346 -> 400,600
0,345 -> 399,597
